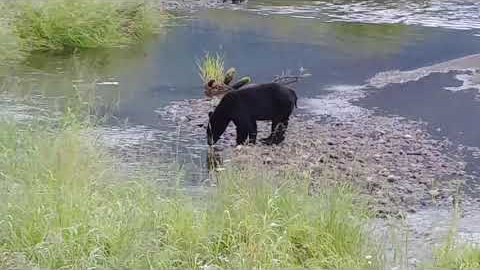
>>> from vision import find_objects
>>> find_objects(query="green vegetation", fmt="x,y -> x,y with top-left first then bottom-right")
0,0 -> 169,64
434,243 -> 480,269
431,213 -> 480,270
197,52 -> 226,84
0,111 -> 382,269
0,22 -> 26,64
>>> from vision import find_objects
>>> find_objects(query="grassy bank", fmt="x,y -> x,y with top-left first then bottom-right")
0,0 -> 169,64
434,244 -> 480,269
431,216 -> 480,270
0,114 -> 382,269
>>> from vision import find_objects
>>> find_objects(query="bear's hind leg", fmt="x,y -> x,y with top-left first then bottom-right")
260,120 -> 278,145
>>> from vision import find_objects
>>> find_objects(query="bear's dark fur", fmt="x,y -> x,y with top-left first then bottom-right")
207,82 -> 298,146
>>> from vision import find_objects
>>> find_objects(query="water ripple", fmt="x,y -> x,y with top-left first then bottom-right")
233,0 -> 480,33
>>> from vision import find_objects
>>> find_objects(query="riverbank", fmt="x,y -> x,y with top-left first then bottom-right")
158,89 -> 468,217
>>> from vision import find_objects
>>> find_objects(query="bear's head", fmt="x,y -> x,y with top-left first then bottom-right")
206,111 -> 230,145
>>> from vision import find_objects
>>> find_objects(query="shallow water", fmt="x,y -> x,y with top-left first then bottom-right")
2,0 -> 480,264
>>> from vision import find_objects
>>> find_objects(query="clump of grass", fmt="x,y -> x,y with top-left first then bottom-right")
202,167 -> 383,269
0,14 -> 26,64
11,0 -> 168,52
431,211 -> 480,270
196,52 -> 225,83
0,113 -> 382,269
433,242 -> 480,269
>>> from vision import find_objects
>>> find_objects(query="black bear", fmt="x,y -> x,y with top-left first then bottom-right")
207,83 -> 298,146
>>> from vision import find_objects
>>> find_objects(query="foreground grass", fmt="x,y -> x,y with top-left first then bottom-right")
0,115 -> 382,269
434,244 -> 480,269
0,0 -> 169,64
431,215 -> 480,270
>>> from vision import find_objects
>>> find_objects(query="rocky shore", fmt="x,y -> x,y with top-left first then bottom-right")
157,91 -> 468,217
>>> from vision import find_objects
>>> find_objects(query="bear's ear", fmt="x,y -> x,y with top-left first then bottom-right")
208,111 -> 213,118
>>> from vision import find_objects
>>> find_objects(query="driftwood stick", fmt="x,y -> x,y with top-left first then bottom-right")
272,73 -> 312,85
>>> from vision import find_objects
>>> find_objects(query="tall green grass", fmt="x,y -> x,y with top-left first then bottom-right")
197,52 -> 226,84
431,211 -> 480,270
433,242 -> 480,269
0,2 -> 25,65
0,0 -> 169,63
14,0 -> 167,51
0,22 -> 26,65
0,114 -> 382,269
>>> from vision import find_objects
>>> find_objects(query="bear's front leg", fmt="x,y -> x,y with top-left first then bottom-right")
248,120 -> 257,145
236,128 -> 249,145
234,118 -> 256,145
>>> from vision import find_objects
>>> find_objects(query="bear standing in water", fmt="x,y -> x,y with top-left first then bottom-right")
207,83 -> 298,146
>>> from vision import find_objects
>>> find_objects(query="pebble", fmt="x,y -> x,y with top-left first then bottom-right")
387,174 -> 399,183
428,189 -> 440,198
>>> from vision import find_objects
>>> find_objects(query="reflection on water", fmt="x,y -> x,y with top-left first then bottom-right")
198,9 -> 423,59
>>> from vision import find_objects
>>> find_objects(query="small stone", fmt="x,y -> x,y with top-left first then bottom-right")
387,175 -> 398,183
407,207 -> 416,213
418,179 -> 429,185
345,151 -> 354,158
404,134 -> 413,139
429,189 -> 440,198
264,157 -> 273,164
329,154 -> 339,159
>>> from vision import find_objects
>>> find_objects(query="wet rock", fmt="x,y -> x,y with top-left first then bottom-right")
387,174 -> 399,183
428,189 -> 440,198
329,154 -> 338,159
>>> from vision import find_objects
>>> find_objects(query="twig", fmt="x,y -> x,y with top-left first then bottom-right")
272,68 -> 312,86
272,74 -> 311,85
